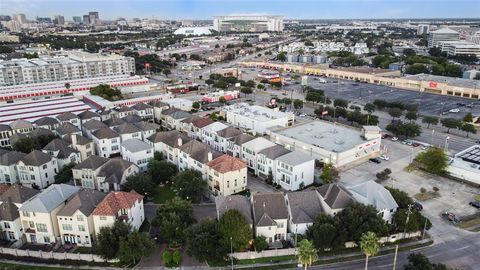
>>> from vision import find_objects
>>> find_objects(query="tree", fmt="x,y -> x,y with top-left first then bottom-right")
333,98 -> 349,108
172,169 -> 206,203
364,103 -> 376,114
205,79 -> 215,85
406,64 -> 429,75
441,118 -> 462,133
306,214 -> 338,251
148,159 -> 177,185
359,232 -> 381,270
463,112 -> 474,123
422,116 -> 438,128
54,163 -> 74,184
172,250 -> 182,266
392,209 -> 431,233
293,99 -> 304,110
185,219 -> 228,264
320,163 -> 339,183
403,123 -> 422,138
64,82 -> 71,90
218,209 -> 252,252
385,187 -> 414,209
219,96 -> 227,104
415,147 -> 448,174
305,91 -> 324,103
122,174 -> 156,198
90,84 -> 123,101
405,110 -> 418,122
304,39 -> 314,47
97,221 -> 130,260
163,251 -> 173,267
461,123 -> 476,137
403,48 -> 416,57
192,101 -> 201,110
240,86 -> 253,97
373,99 -> 388,110
404,253 -> 449,270
277,52 -> 287,62
428,47 -> 443,57
12,137 -> 39,153
154,198 -> 195,244
388,107 -> 403,120
297,239 -> 318,270
253,235 -> 269,252
257,84 -> 265,90
117,231 -> 155,265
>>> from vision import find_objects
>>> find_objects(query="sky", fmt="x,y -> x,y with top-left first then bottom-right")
1,0 -> 479,20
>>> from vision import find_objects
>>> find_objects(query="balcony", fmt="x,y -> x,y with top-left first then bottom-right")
214,184 -> 220,191
117,215 -> 129,222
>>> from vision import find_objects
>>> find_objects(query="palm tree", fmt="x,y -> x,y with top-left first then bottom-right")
359,232 -> 381,270
297,239 -> 318,270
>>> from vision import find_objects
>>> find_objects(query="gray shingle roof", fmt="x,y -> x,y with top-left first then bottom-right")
347,180 -> 399,211
131,102 -> 152,110
19,184 -> 80,213
98,159 -> 136,184
20,150 -> 53,166
103,117 -> 126,127
179,140 -> 222,164
286,190 -> 323,224
133,121 -> 160,131
9,120 -> 33,130
161,108 -> 191,119
56,112 -> 79,121
57,189 -> 106,217
122,138 -> 153,152
113,123 -> 142,134
34,117 -> 59,126
73,155 -> 109,170
252,192 -> 288,227
64,134 -> 92,146
42,139 -> 79,159
0,151 -> 26,166
147,130 -> 191,147
0,199 -> 19,221
56,122 -> 81,136
83,119 -> 108,131
28,128 -> 54,138
78,110 -> 100,120
149,100 -> 168,108
0,184 -> 39,204
115,106 -> 134,113
276,151 -> 314,166
121,114 -> 143,123
92,127 -> 119,139
259,145 -> 291,159
216,126 -> 243,138
215,195 -> 253,224
317,183 -> 354,210
230,133 -> 255,146
0,124 -> 11,132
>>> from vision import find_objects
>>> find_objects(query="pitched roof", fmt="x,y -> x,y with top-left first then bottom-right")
131,102 -> 152,110
259,145 -> 291,159
208,154 -> 247,173
115,106 -> 134,113
0,151 -> 26,166
57,189 -> 107,217
19,184 -> 80,213
122,138 -> 153,152
149,100 -> 168,108
347,180 -> 399,211
103,117 -> 126,127
9,133 -> 27,145
133,121 -> 160,131
82,119 -> 108,131
276,151 -> 314,166
42,139 -> 79,159
20,150 -> 53,166
113,123 -> 142,134
215,195 -> 253,224
317,183 -> 354,210
28,128 -> 54,138
73,155 -> 109,170
121,114 -> 143,123
56,112 -> 79,121
230,133 -> 255,145
180,116 -> 200,124
92,191 -> 144,216
0,124 -> 11,132
202,122 -> 229,133
161,108 -> 191,119
97,159 -> 136,184
64,134 -> 92,146
286,190 -> 323,224
92,127 -> 119,139
0,184 -> 40,204
0,184 -> 10,195
34,117 -> 59,126
179,140 -> 222,164
9,120 -> 33,130
0,199 -> 19,221
56,122 -> 81,136
147,130 -> 191,147
252,192 -> 288,226
216,126 -> 243,138
78,110 -> 100,120
190,117 -> 214,128
242,137 -> 276,152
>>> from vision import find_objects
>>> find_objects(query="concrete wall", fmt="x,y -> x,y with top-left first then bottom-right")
0,246 -> 116,263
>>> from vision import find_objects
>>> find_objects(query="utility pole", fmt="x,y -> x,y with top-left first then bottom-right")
444,135 -> 450,153
403,204 -> 413,239
422,218 -> 428,240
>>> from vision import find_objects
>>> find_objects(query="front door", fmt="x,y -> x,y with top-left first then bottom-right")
30,234 -> 37,243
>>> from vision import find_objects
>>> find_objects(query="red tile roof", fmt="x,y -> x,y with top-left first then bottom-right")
0,184 -> 10,195
92,191 -> 144,216
208,154 -> 247,174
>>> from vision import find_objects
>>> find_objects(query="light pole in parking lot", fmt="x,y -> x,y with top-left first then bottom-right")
444,135 -> 450,152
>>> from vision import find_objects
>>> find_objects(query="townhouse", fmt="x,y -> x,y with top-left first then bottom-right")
82,119 -> 108,139
207,154 -> 247,196
285,190 -> 323,235
275,151 -> 315,191
64,134 -> 95,161
91,128 -> 121,158
34,117 -> 60,131
181,117 -> 214,139
215,195 -> 253,227
256,145 -> 291,178
161,108 -> 192,130
121,114 -> 143,124
114,106 -> 136,119
200,122 -> 229,151
78,110 -> 101,125
150,101 -> 169,121
227,133 -> 255,158
241,137 -> 276,173
251,193 -> 288,247
131,103 -> 154,120
0,150 -> 26,184
316,183 -> 354,216
214,126 -> 243,153
121,138 -> 154,172
17,150 -> 58,189
147,131 -> 192,165
57,189 -> 106,247
55,122 -> 82,138
92,191 -> 145,233
9,120 -> 34,134
103,117 -> 126,128
42,139 -> 81,169
96,158 -> 139,192
19,184 -> 80,244
178,140 -> 222,180
56,112 -> 81,129
132,121 -> 159,141
72,155 -> 110,189
0,124 -> 12,147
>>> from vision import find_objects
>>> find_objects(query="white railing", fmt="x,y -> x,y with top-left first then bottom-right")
0,247 -> 117,263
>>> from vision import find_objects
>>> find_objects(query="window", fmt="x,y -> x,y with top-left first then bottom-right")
8,231 -> 15,240
112,145 -> 119,151
36,223 -> 48,232
78,225 -> 86,232
99,216 -> 107,221
42,164 -> 47,169
28,221 -> 34,228
43,236 -> 50,243
62,224 -> 73,231
227,181 -> 229,188
234,179 -> 237,187
3,222 -> 10,229
77,215 -> 84,222
22,212 -> 30,217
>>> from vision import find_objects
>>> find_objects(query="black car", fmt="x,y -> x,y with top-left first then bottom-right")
456,102 -> 466,106
413,201 -> 423,211
369,158 -> 381,164
469,201 -> 480,209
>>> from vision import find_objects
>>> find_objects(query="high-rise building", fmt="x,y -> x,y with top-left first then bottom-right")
0,15 -> 12,21
37,17 -> 52,24
417,24 -> 430,35
83,15 -> 90,25
54,15 -> 65,25
213,15 -> 284,32
5,20 -> 22,32
88,11 -> 99,25
13,14 -> 27,24
428,28 -> 460,48
72,16 -> 82,24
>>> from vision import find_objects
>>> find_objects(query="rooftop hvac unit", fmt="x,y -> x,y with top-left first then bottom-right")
334,139 -> 344,145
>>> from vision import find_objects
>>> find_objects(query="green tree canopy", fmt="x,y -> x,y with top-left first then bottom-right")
422,116 -> 438,128
360,231 -> 381,270
172,169 -> 206,203
97,221 -> 130,260
218,209 -> 253,252
117,231 -> 155,265
253,235 -> 269,252
90,84 -> 123,101
404,253 -> 450,270
415,147 -> 448,174
297,239 -> 318,270
122,174 -> 156,198
154,197 -> 195,244
184,219 -> 228,264
440,118 -> 462,133
54,163 -> 75,184
148,159 -> 177,185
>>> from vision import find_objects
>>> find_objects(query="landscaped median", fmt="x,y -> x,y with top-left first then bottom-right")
234,237 -> 434,269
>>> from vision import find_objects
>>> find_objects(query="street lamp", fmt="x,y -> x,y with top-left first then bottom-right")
230,236 -> 234,270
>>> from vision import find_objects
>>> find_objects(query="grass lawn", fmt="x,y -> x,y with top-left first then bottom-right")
74,246 -> 93,254
414,191 -> 440,201
458,217 -> 480,229
0,262 -> 79,270
152,186 -> 176,204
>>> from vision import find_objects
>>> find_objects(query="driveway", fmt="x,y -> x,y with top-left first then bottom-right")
247,174 -> 276,194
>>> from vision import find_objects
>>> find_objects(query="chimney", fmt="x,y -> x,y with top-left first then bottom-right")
177,137 -> 182,146
208,152 -> 213,162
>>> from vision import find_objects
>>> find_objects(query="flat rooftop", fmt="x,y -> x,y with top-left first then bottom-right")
224,103 -> 292,122
450,145 -> 480,174
404,73 -> 480,89
331,67 -> 397,75
272,120 -> 367,153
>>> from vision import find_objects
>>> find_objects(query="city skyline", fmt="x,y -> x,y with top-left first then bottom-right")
1,0 -> 480,20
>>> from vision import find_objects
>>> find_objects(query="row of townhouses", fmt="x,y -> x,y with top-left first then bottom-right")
0,183 -> 144,247
215,181 -> 398,247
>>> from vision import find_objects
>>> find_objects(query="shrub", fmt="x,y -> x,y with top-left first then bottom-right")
433,186 -> 439,193
420,187 -> 427,194
172,250 -> 182,266
163,251 -> 172,267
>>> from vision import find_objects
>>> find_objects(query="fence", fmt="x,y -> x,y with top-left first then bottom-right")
231,248 -> 296,260
0,247 -> 115,263
345,231 -> 422,248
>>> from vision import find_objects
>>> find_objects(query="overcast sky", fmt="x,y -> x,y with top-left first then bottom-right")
1,0 -> 479,20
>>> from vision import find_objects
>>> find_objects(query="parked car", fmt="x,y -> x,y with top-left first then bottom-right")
421,145 -> 430,150
413,201 -> 423,211
391,137 -> 399,141
449,108 -> 460,113
469,201 -> 480,209
369,158 -> 381,164
379,155 -> 390,161
441,211 -> 461,224
456,102 -> 466,106
382,134 -> 391,139
412,143 -> 421,147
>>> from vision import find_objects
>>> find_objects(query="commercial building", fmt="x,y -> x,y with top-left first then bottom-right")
428,28 -> 460,48
417,24 -> 430,35
439,41 -> 480,57
213,15 -> 283,32
0,51 -> 135,86
447,145 -> 480,185
270,121 -> 382,167
173,27 -> 212,36
223,103 -> 294,135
